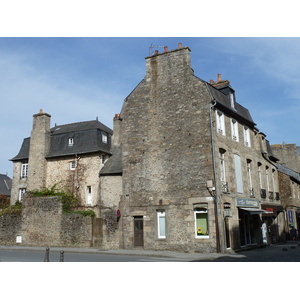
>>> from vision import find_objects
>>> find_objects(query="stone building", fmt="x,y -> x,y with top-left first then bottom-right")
8,44 -> 290,253
10,110 -> 113,217
101,44 -> 283,253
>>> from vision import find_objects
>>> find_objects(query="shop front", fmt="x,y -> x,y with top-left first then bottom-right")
261,204 -> 284,244
236,198 -> 271,247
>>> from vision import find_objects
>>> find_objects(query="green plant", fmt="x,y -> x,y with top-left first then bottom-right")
29,185 -> 95,217
0,201 -> 22,216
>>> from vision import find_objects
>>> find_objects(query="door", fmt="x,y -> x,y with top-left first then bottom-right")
134,216 -> 144,247
224,217 -> 231,249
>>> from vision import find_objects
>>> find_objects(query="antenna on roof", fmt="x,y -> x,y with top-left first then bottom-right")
148,43 -> 165,56
96,116 -> 98,121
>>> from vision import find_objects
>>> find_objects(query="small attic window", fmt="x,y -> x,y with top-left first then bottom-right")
68,138 -> 74,146
230,92 -> 235,109
102,133 -> 108,144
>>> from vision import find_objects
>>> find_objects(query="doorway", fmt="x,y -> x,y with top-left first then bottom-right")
134,216 -> 144,247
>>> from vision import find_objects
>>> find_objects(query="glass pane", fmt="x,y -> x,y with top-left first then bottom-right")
159,216 -> 166,237
196,213 -> 208,236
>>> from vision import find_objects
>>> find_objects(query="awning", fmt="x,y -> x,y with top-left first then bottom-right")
239,207 -> 273,215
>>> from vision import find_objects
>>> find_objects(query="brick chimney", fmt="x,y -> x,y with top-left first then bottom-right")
27,109 -> 51,191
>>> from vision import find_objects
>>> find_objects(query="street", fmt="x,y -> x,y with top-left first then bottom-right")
1,241 -> 300,262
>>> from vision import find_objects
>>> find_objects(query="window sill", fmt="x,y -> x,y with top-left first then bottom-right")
195,236 -> 209,239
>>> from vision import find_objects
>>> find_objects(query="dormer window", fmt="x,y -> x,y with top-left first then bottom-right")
102,133 -> 108,144
68,138 -> 74,146
230,93 -> 235,109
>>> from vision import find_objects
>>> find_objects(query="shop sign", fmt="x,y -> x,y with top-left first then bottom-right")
288,210 -> 294,224
236,198 -> 259,208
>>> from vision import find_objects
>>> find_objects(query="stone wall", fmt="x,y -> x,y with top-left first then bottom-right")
120,46 -> 217,252
0,212 -> 22,245
0,196 -> 102,247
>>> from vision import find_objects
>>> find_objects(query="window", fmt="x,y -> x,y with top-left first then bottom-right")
157,210 -> 166,239
244,127 -> 251,147
87,186 -> 92,205
70,161 -> 76,170
234,154 -> 243,193
219,149 -> 227,192
231,119 -> 239,141
21,162 -> 28,179
19,188 -> 26,202
216,110 -> 225,135
258,163 -> 262,189
194,207 -> 209,238
68,138 -> 74,146
247,159 -> 254,197
102,133 -> 108,143
266,166 -> 270,192
230,93 -> 235,109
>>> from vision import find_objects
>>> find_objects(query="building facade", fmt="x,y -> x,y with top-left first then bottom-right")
10,110 -> 113,217
9,44 -> 299,253
99,44 -> 283,253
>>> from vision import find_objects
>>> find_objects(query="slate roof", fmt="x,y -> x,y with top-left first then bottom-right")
206,83 -> 256,127
99,146 -> 122,176
276,163 -> 300,183
0,174 -> 12,196
11,120 -> 113,161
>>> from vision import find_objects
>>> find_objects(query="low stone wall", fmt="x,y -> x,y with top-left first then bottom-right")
0,196 -> 102,248
0,212 -> 22,245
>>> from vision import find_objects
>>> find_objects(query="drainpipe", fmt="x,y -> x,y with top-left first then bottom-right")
207,84 -> 221,253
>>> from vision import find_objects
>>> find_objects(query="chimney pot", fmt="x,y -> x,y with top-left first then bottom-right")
39,109 -> 43,114
217,74 -> 222,82
164,46 -> 168,52
178,43 -> 183,48
210,79 -> 214,84
155,50 -> 159,55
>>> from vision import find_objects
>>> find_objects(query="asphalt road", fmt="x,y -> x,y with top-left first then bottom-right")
2,241 -> 300,262
0,249 -> 182,262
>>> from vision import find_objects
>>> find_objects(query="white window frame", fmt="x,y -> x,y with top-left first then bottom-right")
70,161 -> 76,170
231,119 -> 239,142
258,163 -> 263,189
266,166 -> 270,192
194,207 -> 209,239
21,162 -> 28,179
102,133 -> 108,144
68,138 -> 74,146
230,93 -> 235,109
247,159 -> 253,195
243,126 -> 251,147
157,210 -> 166,239
216,110 -> 225,136
219,149 -> 227,192
19,188 -> 26,202
86,186 -> 92,205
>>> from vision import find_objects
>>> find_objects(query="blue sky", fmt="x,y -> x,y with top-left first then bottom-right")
1,37 -> 300,177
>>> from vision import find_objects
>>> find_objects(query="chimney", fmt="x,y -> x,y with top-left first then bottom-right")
217,74 -> 222,82
27,110 -> 51,191
164,46 -> 168,52
178,43 -> 183,48
112,114 -> 122,147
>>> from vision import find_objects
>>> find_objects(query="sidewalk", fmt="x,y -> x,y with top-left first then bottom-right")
0,244 -> 245,261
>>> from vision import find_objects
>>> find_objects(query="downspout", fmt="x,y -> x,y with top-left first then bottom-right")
207,83 -> 221,253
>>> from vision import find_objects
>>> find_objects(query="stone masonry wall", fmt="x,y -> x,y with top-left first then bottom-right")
120,46 -> 216,252
0,213 -> 22,245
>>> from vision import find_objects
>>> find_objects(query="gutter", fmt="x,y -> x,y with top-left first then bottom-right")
206,82 -> 222,253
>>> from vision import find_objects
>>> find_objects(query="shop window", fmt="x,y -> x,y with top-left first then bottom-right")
194,206 -> 209,238
157,210 -> 166,239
